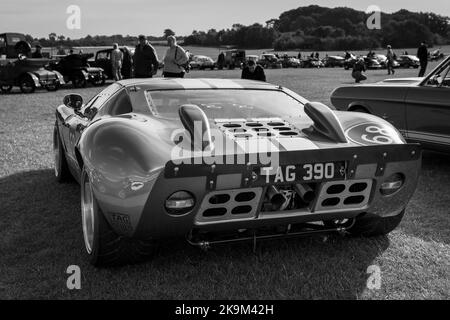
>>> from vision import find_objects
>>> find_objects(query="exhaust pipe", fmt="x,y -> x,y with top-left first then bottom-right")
294,184 -> 315,203
267,186 -> 288,211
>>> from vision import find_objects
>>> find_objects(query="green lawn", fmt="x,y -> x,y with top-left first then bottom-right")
0,65 -> 449,299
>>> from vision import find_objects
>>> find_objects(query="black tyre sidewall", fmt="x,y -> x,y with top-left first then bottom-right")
20,76 -> 35,93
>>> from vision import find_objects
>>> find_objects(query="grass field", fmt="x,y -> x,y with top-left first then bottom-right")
0,64 -> 449,299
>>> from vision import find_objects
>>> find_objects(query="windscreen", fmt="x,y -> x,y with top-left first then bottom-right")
144,89 -> 304,119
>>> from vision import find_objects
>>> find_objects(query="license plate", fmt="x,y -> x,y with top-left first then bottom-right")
258,161 -> 346,184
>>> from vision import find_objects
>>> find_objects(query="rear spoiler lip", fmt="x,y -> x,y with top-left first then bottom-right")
164,143 -> 422,180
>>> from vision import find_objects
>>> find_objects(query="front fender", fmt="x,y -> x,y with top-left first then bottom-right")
25,72 -> 41,87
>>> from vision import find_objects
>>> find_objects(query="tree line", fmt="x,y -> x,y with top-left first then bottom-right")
24,6 -> 449,51
184,6 -> 449,50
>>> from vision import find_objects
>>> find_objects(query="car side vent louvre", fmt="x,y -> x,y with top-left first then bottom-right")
314,179 -> 372,212
196,188 -> 263,224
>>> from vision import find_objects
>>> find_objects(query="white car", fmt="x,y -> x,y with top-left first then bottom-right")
190,55 -> 215,70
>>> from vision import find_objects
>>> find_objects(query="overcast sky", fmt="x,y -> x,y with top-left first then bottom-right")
1,0 -> 449,39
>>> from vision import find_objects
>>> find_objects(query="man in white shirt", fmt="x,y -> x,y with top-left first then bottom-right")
111,43 -> 124,81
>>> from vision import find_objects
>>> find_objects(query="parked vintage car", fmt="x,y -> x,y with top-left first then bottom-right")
302,57 -> 324,68
323,55 -> 345,68
224,49 -> 246,69
429,49 -> 444,61
189,55 -> 215,70
91,47 -> 134,79
331,56 -> 450,153
396,55 -> 420,68
0,32 -> 29,58
54,78 -> 421,266
343,53 -> 358,70
0,56 -> 64,93
48,53 -> 105,88
258,53 -> 282,69
374,54 -> 400,69
240,55 -> 259,69
280,56 -> 301,68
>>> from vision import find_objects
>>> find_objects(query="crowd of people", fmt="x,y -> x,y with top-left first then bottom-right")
351,42 -> 430,83
33,35 -> 437,85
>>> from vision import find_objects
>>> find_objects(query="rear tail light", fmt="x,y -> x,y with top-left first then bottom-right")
165,191 -> 195,215
380,173 -> 404,196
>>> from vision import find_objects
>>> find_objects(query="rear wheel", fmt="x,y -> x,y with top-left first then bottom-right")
350,107 -> 370,114
81,169 -> 157,267
91,75 -> 105,86
19,76 -> 35,93
1,85 -> 12,93
72,74 -> 87,88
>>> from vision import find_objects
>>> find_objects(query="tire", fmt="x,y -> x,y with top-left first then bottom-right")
0,85 -> 12,93
350,107 -> 370,114
72,74 -> 87,88
347,210 -> 405,236
81,168 -> 157,267
53,124 -> 72,183
91,75 -> 105,86
19,76 -> 35,93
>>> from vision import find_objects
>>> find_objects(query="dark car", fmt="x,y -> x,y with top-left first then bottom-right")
0,33 -> 64,93
396,55 -> 420,68
0,32 -> 30,58
302,57 -> 324,68
323,55 -> 345,68
331,56 -> 450,153
258,53 -> 283,69
49,53 -> 105,88
91,47 -> 134,79
224,49 -> 246,69
0,57 -> 64,93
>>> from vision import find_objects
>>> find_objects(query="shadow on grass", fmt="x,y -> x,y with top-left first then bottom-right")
1,169 -> 392,299
400,150 -> 450,245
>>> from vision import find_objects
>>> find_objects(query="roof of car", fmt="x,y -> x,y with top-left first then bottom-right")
117,78 -> 282,91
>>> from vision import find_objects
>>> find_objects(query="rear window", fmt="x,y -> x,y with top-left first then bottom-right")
143,89 -> 304,119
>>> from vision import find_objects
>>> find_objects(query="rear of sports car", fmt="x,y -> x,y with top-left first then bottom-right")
76,80 -> 422,266
125,107 -> 422,248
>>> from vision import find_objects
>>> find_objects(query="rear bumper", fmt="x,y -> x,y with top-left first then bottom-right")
95,144 -> 422,239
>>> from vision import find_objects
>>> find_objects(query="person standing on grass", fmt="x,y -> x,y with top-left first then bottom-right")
352,58 -> 367,83
111,43 -> 123,81
386,45 -> 395,75
134,35 -> 159,78
162,36 -> 189,78
241,60 -> 266,82
31,44 -> 43,58
417,42 -> 428,77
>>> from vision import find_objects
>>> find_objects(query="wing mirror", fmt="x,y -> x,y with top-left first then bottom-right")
63,94 -> 83,110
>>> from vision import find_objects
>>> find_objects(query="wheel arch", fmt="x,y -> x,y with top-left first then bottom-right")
347,101 -> 372,113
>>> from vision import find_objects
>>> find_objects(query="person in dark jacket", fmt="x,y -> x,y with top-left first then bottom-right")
133,35 -> 159,78
352,58 -> 367,83
217,52 -> 225,70
241,60 -> 266,82
31,44 -> 43,58
417,42 -> 428,77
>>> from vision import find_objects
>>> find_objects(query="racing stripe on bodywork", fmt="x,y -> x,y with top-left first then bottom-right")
235,138 -> 280,153
274,137 -> 319,151
204,79 -> 244,89
172,78 -> 212,89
